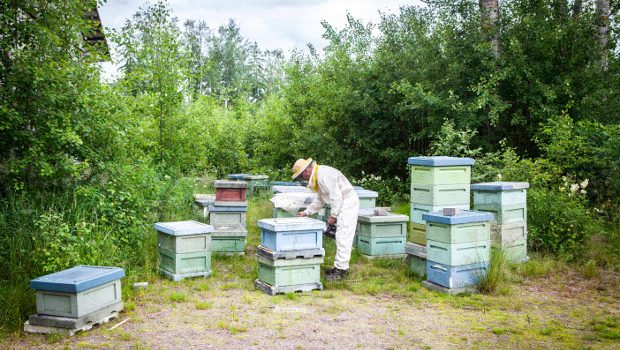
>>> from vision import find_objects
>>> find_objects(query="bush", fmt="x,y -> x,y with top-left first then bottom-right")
527,187 -> 595,261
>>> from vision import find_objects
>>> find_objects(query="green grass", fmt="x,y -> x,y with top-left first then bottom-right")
168,291 -> 188,303
477,248 -> 511,295
590,316 -> 620,340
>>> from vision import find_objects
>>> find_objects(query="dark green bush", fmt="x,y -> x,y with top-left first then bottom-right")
527,188 -> 595,261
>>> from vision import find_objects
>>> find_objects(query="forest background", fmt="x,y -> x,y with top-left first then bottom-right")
0,0 -> 619,334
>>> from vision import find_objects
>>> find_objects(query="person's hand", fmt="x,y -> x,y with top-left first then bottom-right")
297,211 -> 307,217
327,216 -> 337,225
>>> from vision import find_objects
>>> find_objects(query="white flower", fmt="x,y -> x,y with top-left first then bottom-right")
570,184 -> 579,194
580,179 -> 589,189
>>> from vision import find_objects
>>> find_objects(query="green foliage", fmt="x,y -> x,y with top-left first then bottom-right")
528,187 -> 595,261
477,248 -> 510,295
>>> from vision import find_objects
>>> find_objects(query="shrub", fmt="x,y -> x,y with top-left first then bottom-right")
527,187 -> 595,261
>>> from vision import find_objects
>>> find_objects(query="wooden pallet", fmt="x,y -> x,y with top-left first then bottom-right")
254,279 -> 323,296
25,302 -> 123,336
257,245 -> 325,260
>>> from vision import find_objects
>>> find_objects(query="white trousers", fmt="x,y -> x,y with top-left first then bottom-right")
334,193 -> 359,270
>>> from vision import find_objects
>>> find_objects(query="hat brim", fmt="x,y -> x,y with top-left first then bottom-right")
292,158 -> 313,179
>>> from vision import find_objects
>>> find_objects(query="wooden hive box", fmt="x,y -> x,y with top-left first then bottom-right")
410,222 -> 427,245
155,220 -> 213,255
492,221 -> 527,247
423,210 -> 493,244
211,223 -> 247,253
208,204 -> 248,228
258,217 -> 325,252
356,235 -> 406,256
426,261 -> 489,289
158,250 -> 212,281
408,156 -> 474,185
355,189 -> 379,209
471,182 -> 529,207
356,212 -> 408,238
410,203 -> 469,225
426,240 -> 491,266
243,174 -> 270,196
405,242 -> 427,277
194,194 -> 215,219
30,266 -> 124,319
496,236 -> 529,262
256,254 -> 323,289
473,203 -> 527,226
214,180 -> 247,202
410,183 -> 470,206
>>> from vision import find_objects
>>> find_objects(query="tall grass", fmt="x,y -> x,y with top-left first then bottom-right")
0,169 -> 196,335
477,248 -> 510,295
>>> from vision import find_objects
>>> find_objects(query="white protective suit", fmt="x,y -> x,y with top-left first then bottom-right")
303,165 -> 359,270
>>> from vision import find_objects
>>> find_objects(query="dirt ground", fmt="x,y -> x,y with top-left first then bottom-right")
3,262 -> 620,350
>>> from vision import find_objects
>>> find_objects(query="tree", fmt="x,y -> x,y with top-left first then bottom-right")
480,0 -> 500,57
595,0 -> 611,70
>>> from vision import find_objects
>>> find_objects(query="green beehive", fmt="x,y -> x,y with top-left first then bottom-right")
356,212 -> 408,238
410,223 -> 426,245
473,203 -> 526,225
356,235 -> 406,257
500,236 -> 528,262
243,175 -> 270,196
256,255 -> 323,290
30,266 -> 125,320
471,182 -> 529,206
209,211 -> 247,227
426,220 -> 491,244
426,240 -> 491,266
492,222 -> 527,247
408,157 -> 474,185
155,221 -> 213,253
410,183 -> 470,206
158,249 -> 212,281
211,224 -> 247,254
356,189 -> 379,209
405,242 -> 426,277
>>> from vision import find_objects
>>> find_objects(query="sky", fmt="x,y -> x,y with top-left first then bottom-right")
98,0 -> 421,79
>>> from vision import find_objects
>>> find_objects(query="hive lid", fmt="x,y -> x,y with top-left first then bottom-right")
208,205 -> 248,212
213,200 -> 247,207
243,175 -> 269,180
257,217 -> 326,231
405,242 -> 427,257
422,210 -> 493,225
270,181 -> 300,187
214,180 -> 247,189
194,194 -> 216,207
471,182 -> 530,191
355,189 -> 379,198
407,156 -> 475,167
228,174 -> 251,180
357,212 -> 408,223
30,265 -> 125,293
272,185 -> 312,194
154,220 -> 214,236
212,223 -> 247,237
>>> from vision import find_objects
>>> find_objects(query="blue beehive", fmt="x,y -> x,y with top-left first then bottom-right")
423,209 -> 492,292
258,217 -> 325,252
30,266 -> 125,319
426,261 -> 489,289
228,173 -> 252,180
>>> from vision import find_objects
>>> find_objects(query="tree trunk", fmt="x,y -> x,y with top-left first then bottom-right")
480,0 -> 499,58
572,0 -> 583,18
595,0 -> 610,70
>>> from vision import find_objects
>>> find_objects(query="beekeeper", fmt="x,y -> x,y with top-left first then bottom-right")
292,158 -> 359,281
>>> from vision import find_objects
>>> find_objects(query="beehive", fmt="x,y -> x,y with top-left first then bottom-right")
410,222 -> 427,245
30,266 -> 125,319
410,204 -> 469,225
211,223 -> 247,254
405,242 -> 426,276
408,156 -> 474,185
255,245 -> 324,295
194,194 -> 215,219
155,220 -> 213,281
242,174 -> 270,196
258,217 -> 325,252
356,235 -> 406,256
426,261 -> 489,289
356,213 -> 408,238
214,180 -> 247,202
356,189 -> 379,209
208,204 -> 248,228
410,183 -> 470,206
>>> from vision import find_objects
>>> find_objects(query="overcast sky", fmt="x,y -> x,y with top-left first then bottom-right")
99,0 -> 421,78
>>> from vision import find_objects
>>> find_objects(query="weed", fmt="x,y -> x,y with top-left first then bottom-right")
478,248 -> 510,295
195,301 -> 213,310
491,327 -> 507,335
168,292 -> 188,303
285,292 -> 300,301
581,260 -> 600,279
45,333 -> 65,344
590,316 -> 620,340
229,325 -> 248,334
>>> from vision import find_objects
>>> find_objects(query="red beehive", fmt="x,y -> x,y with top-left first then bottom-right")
214,180 -> 247,202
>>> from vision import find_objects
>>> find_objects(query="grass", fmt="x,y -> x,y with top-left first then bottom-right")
477,248 -> 511,295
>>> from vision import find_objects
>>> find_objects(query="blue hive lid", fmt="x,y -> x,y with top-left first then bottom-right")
208,205 -> 248,212
471,182 -> 530,191
271,181 -> 300,187
407,156 -> 475,167
422,210 -> 493,225
154,220 -> 214,236
257,217 -> 326,232
228,173 -> 251,180
30,265 -> 125,293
